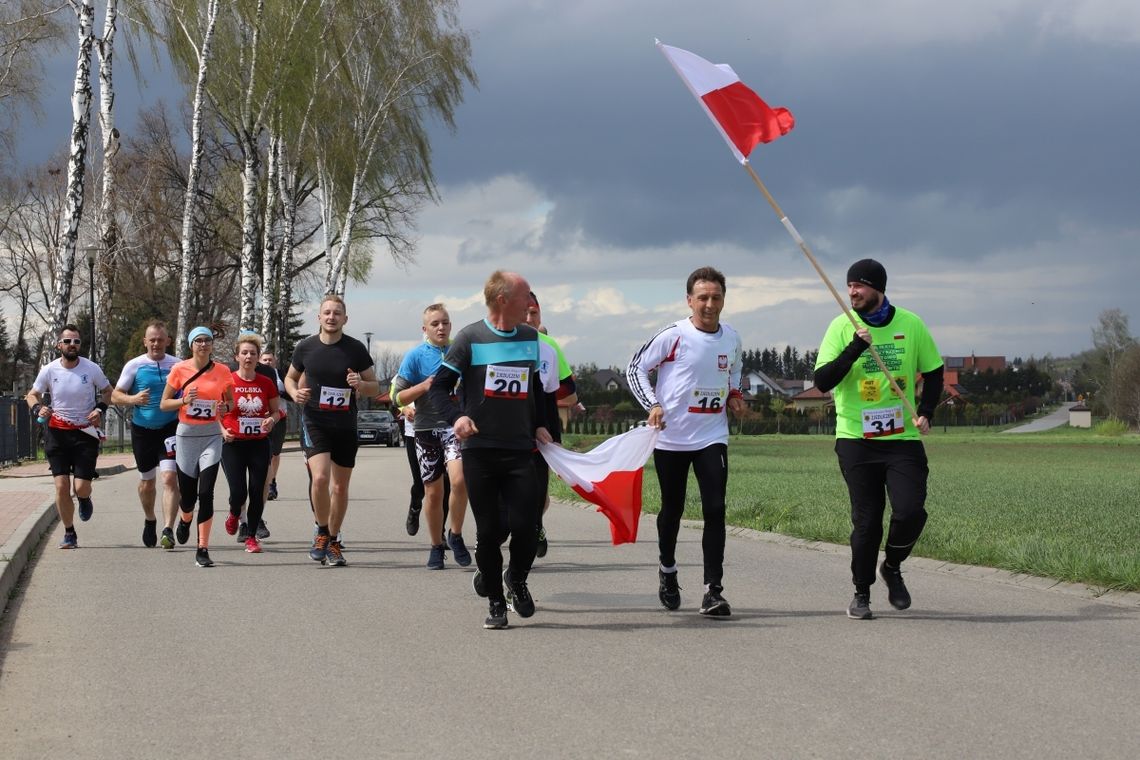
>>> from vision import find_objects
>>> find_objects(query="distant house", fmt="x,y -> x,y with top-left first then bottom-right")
789,384 -> 832,413
941,354 -> 1005,405
741,369 -> 790,398
593,369 -> 629,392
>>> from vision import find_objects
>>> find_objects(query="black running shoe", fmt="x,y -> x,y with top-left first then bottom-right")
472,570 -> 488,598
699,586 -> 732,617
267,479 -> 278,501
878,560 -> 912,610
506,579 -> 535,618
535,526 -> 548,559
484,599 -> 509,629
847,592 -> 873,620
176,518 -> 192,545
406,506 -> 421,536
325,540 -> 347,567
159,527 -> 175,550
77,496 -> 94,522
658,570 -> 681,610
256,520 -> 270,540
237,522 -> 251,543
195,548 -> 214,568
142,519 -> 158,548
446,529 -> 472,567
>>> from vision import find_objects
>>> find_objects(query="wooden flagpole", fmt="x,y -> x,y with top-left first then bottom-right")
741,161 -> 920,423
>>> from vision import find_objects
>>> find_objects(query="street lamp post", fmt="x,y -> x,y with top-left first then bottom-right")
363,332 -> 373,410
86,248 -> 96,360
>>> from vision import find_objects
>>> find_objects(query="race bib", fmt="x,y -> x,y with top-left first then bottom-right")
164,435 -> 177,457
484,365 -> 528,399
687,387 -> 726,414
239,416 -> 265,435
862,406 -> 905,439
188,399 -> 218,420
319,386 -> 351,411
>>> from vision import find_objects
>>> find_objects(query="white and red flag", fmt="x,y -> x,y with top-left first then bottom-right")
656,40 -> 794,163
538,426 -> 659,545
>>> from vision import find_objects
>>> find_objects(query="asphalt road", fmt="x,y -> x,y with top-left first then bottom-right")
1,445 -> 1137,758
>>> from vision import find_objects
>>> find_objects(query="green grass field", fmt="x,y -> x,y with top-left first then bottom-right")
552,428 -> 1140,592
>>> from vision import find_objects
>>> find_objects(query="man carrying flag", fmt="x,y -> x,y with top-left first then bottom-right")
628,267 -> 744,617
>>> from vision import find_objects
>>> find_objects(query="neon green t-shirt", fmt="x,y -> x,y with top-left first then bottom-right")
815,306 -> 941,440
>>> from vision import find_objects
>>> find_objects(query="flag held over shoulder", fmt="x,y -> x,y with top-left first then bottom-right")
538,426 -> 659,545
656,39 -> 794,163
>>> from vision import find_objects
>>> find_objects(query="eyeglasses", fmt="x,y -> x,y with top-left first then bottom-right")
193,338 -> 214,344
60,338 -> 82,346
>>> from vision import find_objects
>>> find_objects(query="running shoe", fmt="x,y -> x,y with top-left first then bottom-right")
446,529 -> 472,567
159,527 -> 175,550
847,592 -> 873,620
506,577 -> 535,618
405,506 -> 421,536
237,522 -> 250,543
472,570 -> 488,598
256,520 -> 270,540
176,518 -> 192,545
699,585 -> 732,617
142,519 -> 158,548
535,526 -> 548,558
325,540 -> 347,567
267,479 -> 278,501
59,530 -> 78,550
244,536 -> 262,553
309,533 -> 330,563
427,544 -> 445,570
878,560 -> 912,610
195,548 -> 214,567
484,599 -> 509,630
77,496 -> 94,522
658,570 -> 681,611
224,513 -> 239,535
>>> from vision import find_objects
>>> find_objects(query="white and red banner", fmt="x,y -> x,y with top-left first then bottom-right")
538,426 -> 659,545
657,40 -> 794,163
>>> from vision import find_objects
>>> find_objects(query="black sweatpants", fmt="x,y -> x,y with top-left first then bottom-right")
222,437 -> 272,531
462,447 -> 539,601
653,443 -> 728,588
835,438 -> 929,588
178,463 -> 221,524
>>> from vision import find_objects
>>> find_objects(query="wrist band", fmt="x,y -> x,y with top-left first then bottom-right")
95,401 -> 109,413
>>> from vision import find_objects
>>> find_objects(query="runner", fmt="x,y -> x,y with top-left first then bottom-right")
427,271 -> 554,629
398,403 -> 424,534
525,291 -> 578,558
112,320 -> 180,548
26,324 -> 113,549
259,348 -> 289,514
284,294 -> 379,567
391,303 -> 471,570
220,334 -> 282,554
812,258 -> 944,619
159,325 -> 236,568
628,266 -> 744,617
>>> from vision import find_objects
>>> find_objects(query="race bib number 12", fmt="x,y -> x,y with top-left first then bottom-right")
319,386 -> 351,411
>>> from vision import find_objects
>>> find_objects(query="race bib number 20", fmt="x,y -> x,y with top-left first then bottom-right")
484,365 -> 528,399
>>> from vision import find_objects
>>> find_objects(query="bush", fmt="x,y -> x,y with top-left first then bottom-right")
1094,418 -> 1129,437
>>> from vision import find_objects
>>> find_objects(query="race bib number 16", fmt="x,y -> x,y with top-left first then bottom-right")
484,365 -> 528,399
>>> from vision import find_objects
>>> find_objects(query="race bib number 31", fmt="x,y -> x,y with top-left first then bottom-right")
862,406 -> 905,438
484,365 -> 528,399
319,386 -> 351,411
688,387 -> 726,414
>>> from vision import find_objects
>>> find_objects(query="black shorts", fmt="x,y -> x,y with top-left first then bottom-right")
301,416 -> 358,468
44,427 -> 100,480
130,421 -> 179,473
267,416 -> 287,456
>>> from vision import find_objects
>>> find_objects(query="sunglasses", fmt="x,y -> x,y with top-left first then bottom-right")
193,337 -> 214,344
60,338 -> 82,346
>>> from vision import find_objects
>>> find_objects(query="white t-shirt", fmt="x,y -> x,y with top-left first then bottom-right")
33,357 -> 112,427
628,318 -> 742,451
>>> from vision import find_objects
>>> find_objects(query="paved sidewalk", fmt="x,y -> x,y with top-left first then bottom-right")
1,446 -> 1137,758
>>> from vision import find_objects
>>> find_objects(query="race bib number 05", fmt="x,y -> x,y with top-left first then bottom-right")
688,387 -> 726,414
862,406 -> 905,439
484,365 -> 528,399
239,416 -> 264,435
319,386 -> 351,411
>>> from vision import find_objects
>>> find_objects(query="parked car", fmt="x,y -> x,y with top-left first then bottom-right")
357,410 -> 401,446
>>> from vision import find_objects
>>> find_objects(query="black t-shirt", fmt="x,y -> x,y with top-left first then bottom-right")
290,334 -> 374,428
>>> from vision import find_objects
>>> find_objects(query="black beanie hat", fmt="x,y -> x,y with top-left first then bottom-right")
846,259 -> 887,293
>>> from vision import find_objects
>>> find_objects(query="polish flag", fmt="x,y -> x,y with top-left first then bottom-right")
538,426 -> 659,545
657,40 -> 794,163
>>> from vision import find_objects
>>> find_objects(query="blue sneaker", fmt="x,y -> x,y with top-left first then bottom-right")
59,530 -> 78,549
446,529 -> 472,567
77,496 -> 93,522
427,544 -> 445,570
309,533 -> 330,562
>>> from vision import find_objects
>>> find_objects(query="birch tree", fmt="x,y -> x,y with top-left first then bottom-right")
0,0 -> 65,152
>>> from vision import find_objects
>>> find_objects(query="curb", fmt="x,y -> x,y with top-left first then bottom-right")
0,464 -> 130,613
